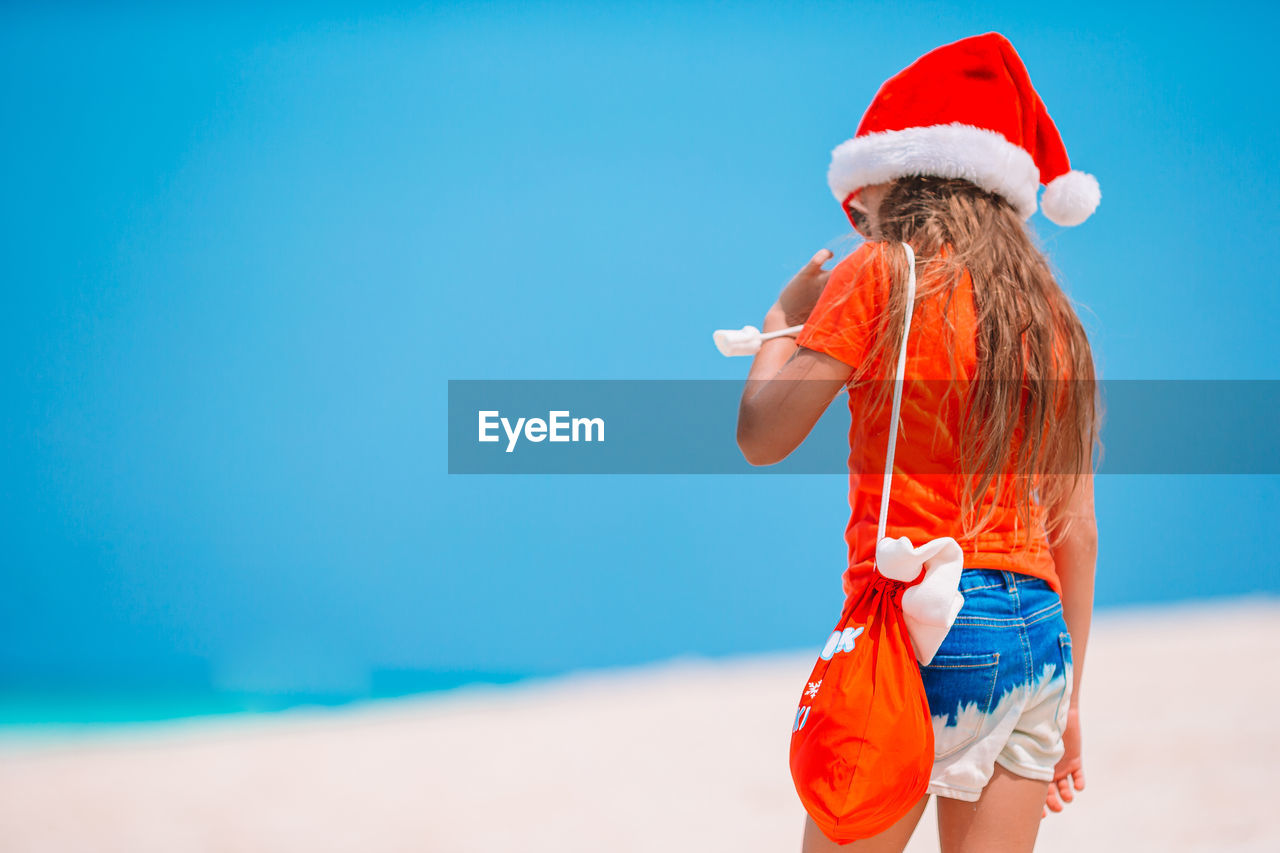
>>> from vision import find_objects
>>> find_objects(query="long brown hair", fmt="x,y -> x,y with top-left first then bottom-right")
853,175 -> 1101,546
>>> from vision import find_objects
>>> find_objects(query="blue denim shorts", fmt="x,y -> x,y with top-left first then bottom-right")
916,568 -> 1074,802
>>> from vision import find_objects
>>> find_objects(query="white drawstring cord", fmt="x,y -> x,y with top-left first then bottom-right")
876,242 -> 916,544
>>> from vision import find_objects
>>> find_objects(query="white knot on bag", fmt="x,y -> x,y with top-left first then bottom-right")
876,536 -> 965,666
872,242 -> 965,666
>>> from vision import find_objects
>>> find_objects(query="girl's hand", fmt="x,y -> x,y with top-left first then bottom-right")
775,249 -> 834,327
1043,706 -> 1085,817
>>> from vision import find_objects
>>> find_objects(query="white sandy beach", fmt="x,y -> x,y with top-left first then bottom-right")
2,597 -> 1276,853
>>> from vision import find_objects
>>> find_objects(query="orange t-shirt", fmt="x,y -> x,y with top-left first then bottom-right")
795,241 -> 1062,598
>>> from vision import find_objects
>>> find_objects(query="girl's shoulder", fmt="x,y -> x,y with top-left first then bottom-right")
830,240 -> 897,298
798,242 -> 899,371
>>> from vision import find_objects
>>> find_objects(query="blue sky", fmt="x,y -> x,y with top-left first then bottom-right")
2,2 -> 1278,707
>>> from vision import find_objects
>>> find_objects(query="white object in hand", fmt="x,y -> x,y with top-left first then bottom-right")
712,324 -> 805,357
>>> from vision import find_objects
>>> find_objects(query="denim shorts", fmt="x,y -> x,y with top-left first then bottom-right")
916,568 -> 1074,802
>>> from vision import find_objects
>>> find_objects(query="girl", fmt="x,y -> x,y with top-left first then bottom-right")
735,34 -> 1101,853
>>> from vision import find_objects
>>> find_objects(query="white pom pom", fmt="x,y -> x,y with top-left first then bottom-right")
1040,170 -> 1100,226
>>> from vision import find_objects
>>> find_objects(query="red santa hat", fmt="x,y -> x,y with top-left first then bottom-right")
828,32 -> 1100,227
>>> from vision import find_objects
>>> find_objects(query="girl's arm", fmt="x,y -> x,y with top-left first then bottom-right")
737,314 -> 853,466
1043,470 -> 1097,814
1048,471 -> 1097,710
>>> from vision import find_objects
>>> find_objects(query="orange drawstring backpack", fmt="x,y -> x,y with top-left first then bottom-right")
789,242 -> 966,844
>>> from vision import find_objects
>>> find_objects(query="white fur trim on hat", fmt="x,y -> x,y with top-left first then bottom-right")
1040,170 -> 1100,226
828,122 -> 1041,220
